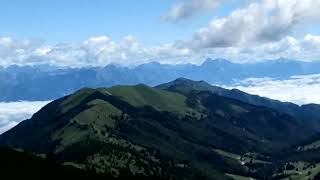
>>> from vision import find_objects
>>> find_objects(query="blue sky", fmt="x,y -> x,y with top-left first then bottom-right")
0,0 -> 234,44
0,0 -> 320,67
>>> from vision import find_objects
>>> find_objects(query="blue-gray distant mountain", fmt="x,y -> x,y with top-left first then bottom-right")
1,58 -> 320,101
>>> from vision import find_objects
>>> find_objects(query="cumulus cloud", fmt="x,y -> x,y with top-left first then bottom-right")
212,35 -> 320,62
0,35 -> 193,67
1,0 -> 320,67
163,0 -> 221,22
182,0 -> 320,49
0,101 -> 50,134
225,74 -> 320,105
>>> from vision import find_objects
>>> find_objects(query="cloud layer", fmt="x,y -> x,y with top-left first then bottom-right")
0,101 -> 50,134
0,33 -> 320,67
163,0 -> 221,22
226,74 -> 320,105
0,35 -> 193,67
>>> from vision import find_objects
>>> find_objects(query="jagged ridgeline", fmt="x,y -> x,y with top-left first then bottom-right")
1,78 -> 320,179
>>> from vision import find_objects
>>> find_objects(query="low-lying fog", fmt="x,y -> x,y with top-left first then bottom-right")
0,101 -> 50,134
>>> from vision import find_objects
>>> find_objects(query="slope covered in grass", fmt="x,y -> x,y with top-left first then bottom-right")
107,84 -> 192,114
0,79 -> 317,179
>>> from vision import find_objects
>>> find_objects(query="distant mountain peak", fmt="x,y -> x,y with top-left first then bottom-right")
155,77 -> 225,96
172,77 -> 204,83
202,58 -> 232,65
137,61 -> 161,68
158,77 -> 210,87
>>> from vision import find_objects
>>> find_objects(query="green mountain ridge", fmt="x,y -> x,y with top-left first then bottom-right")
157,78 -> 320,131
1,78 -> 320,179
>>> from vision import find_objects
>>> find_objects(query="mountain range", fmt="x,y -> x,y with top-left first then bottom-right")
2,58 -> 320,101
1,78 -> 320,179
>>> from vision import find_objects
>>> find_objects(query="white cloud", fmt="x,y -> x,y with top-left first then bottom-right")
0,101 -> 50,134
0,37 -> 13,47
0,35 -> 194,67
34,46 -> 52,56
225,74 -> 320,105
188,34 -> 320,62
1,0 -> 320,66
182,0 -> 320,49
163,0 -> 221,22
0,33 -> 320,67
0,0 -> 320,67
83,36 -> 111,45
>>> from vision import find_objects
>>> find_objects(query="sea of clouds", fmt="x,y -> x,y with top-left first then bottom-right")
0,101 -> 50,134
225,74 -> 320,105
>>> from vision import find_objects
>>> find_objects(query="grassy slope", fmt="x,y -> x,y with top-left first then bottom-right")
0,82 -> 316,179
60,87 -> 98,113
0,86 -> 232,179
106,84 -> 193,114
226,173 -> 256,180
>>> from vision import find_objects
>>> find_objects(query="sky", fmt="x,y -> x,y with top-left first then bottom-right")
0,0 -> 320,67
0,0 -> 241,44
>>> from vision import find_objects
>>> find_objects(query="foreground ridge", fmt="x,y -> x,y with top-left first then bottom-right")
1,78 -> 320,179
